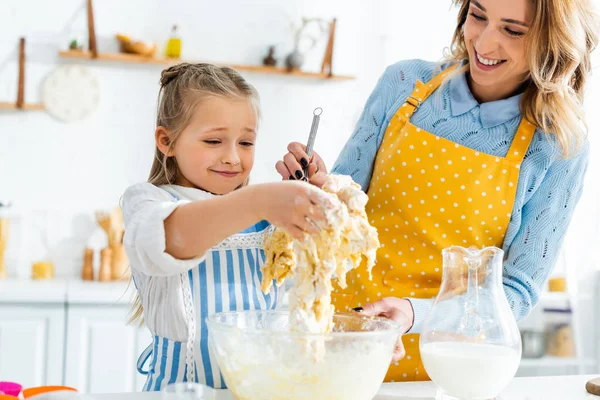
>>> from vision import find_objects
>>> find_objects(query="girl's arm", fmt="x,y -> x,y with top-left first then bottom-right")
123,181 -> 328,276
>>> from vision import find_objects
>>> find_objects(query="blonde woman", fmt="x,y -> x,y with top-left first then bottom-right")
122,63 -> 332,390
277,0 -> 599,382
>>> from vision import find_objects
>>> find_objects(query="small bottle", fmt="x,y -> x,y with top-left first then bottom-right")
99,248 -> 112,282
165,25 -> 181,59
82,248 -> 94,281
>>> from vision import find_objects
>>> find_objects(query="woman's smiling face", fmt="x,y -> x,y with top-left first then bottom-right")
463,0 -> 534,101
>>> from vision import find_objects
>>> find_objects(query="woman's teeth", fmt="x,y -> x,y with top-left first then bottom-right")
477,53 -> 503,66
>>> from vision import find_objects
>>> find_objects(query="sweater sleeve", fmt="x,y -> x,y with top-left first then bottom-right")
121,182 -> 206,276
501,143 -> 589,319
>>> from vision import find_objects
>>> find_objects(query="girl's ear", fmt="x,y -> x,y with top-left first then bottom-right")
155,126 -> 175,157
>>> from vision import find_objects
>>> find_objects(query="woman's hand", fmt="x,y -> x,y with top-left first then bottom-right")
257,181 -> 332,240
359,297 -> 415,362
275,142 -> 328,187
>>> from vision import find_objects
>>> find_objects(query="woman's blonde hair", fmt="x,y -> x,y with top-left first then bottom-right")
129,63 -> 260,325
443,0 -> 599,157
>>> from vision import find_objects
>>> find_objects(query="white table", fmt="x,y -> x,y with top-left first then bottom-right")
90,375 -> 600,400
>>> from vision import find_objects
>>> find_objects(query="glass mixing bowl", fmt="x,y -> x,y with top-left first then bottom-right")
207,310 -> 404,400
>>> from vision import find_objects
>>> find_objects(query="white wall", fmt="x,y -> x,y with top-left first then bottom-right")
0,0 -> 459,277
0,0 -> 598,305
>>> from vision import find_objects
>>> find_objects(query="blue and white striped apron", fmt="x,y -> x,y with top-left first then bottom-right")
136,218 -> 281,390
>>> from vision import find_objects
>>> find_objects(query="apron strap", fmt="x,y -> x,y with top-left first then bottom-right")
136,343 -> 153,375
505,118 -> 537,163
401,64 -> 460,120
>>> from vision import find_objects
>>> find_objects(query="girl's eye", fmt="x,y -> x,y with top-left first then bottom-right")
204,140 -> 220,145
240,142 -> 255,147
470,12 -> 486,22
505,28 -> 524,37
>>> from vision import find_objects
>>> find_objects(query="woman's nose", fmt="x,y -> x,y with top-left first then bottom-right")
475,27 -> 500,56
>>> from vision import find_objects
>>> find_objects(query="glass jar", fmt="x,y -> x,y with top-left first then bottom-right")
544,307 -> 575,358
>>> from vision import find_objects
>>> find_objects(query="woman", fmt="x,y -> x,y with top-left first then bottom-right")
276,0 -> 599,382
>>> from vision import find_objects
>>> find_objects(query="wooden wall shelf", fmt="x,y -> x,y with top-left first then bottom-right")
58,50 -> 355,81
1,38 -> 45,112
0,101 -> 45,111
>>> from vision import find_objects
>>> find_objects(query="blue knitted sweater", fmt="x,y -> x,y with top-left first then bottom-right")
332,59 -> 589,332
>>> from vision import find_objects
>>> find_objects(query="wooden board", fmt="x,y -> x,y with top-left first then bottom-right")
0,101 -> 45,111
58,50 -> 355,81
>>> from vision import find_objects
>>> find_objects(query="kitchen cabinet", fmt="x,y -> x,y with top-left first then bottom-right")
0,279 -> 148,393
64,305 -> 151,393
0,303 -> 65,388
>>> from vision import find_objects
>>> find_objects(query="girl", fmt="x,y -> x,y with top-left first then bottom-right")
122,63 -> 331,390
277,0 -> 599,382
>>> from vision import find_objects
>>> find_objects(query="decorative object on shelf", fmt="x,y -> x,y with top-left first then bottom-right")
285,17 -> 330,72
82,248 -> 94,281
284,50 -> 304,72
95,208 -> 130,281
165,25 -> 182,59
68,39 -> 83,52
262,45 -> 277,67
31,261 -> 55,280
548,276 -> 566,292
41,64 -> 99,122
0,201 -> 11,280
98,248 -> 112,282
0,38 -> 45,111
116,34 -> 157,57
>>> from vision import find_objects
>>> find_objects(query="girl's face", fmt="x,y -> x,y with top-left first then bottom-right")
463,0 -> 534,101
170,96 -> 257,195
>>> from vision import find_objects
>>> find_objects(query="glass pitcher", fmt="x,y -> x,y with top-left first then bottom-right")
420,246 -> 522,400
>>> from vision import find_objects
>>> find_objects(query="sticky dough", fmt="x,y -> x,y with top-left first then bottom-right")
261,174 -> 380,334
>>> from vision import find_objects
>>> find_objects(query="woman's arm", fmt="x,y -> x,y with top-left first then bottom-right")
501,144 -> 589,319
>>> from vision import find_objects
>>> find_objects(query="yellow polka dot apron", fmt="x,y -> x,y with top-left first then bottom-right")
332,67 -> 536,382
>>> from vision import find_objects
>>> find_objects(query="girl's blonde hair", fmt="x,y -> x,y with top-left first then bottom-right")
129,63 -> 260,325
149,62 -> 260,185
443,0 -> 599,157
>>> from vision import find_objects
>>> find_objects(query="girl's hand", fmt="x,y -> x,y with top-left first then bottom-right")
257,181 -> 332,240
275,142 -> 328,188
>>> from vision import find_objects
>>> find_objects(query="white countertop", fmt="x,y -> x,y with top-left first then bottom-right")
0,278 -> 135,305
87,375 -> 600,400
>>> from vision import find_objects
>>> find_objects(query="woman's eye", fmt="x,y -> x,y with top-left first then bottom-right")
505,28 -> 524,37
470,12 -> 486,22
